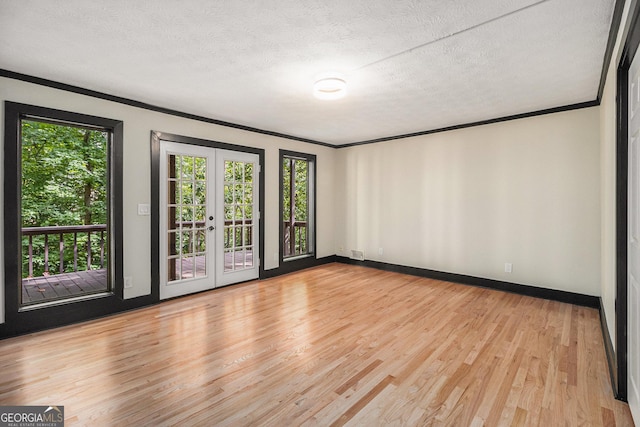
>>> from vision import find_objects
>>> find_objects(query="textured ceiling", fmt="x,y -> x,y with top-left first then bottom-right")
0,0 -> 616,145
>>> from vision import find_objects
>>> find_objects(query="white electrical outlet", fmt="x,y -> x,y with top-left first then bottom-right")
124,276 -> 133,288
504,263 -> 513,273
378,247 -> 384,255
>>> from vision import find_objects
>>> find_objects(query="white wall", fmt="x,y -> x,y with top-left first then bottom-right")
0,59 -> 617,328
0,77 -> 336,323
600,0 -> 636,350
335,107 -> 602,296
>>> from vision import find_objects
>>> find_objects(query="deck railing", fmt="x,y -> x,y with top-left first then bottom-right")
22,224 -> 106,277
283,221 -> 308,257
173,220 -> 253,249
22,219 -> 257,278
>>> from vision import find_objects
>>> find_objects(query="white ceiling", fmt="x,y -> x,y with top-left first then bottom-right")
0,0 -> 616,145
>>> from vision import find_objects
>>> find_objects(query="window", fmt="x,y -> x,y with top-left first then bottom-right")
280,150 -> 315,261
20,119 -> 111,306
4,102 -> 123,318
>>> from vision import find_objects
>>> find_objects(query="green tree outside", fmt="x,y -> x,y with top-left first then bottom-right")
21,120 -> 108,277
282,157 -> 309,255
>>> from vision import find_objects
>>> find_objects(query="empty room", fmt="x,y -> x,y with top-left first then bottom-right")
1,0 -> 639,425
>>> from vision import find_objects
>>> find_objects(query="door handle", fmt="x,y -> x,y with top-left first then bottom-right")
208,226 -> 215,231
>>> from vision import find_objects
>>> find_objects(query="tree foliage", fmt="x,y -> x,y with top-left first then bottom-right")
282,157 -> 309,255
21,120 -> 108,277
21,120 -> 107,227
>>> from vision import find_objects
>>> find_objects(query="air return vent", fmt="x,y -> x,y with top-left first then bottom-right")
350,250 -> 365,261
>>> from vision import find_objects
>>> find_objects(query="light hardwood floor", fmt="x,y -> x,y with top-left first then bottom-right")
0,263 -> 634,426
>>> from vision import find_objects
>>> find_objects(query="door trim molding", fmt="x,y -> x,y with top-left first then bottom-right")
150,131 -> 265,301
615,0 -> 640,402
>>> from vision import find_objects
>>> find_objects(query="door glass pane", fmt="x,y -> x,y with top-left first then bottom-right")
181,256 -> 194,280
194,157 -> 206,180
194,205 -> 206,223
20,120 -> 110,306
223,160 -> 254,272
167,154 -> 208,282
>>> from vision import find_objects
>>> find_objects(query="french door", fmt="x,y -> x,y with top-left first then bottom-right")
215,150 -> 260,286
159,142 -> 259,299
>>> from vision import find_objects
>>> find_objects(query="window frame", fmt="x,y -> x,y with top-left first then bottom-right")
279,149 -> 316,266
2,101 -> 125,334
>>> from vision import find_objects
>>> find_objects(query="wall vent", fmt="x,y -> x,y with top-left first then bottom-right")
350,250 -> 365,261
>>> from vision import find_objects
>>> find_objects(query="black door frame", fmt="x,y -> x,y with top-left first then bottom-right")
615,0 -> 640,401
1,101 -> 159,338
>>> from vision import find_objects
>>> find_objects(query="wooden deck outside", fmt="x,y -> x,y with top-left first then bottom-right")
170,250 -> 254,280
22,269 -> 107,305
22,250 -> 255,304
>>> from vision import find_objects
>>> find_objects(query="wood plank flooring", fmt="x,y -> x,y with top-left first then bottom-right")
0,263 -> 634,426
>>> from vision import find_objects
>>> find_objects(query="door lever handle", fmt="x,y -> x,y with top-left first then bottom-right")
208,226 -> 215,231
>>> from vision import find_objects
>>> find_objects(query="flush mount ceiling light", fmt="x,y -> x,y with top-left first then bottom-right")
313,76 -> 347,100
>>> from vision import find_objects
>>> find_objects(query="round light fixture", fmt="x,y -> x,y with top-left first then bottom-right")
313,76 -> 347,100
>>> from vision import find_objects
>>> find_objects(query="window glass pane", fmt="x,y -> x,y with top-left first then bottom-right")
181,257 -> 194,280
194,182 -> 206,206
244,226 -> 252,246
234,249 -> 244,269
234,161 -> 244,182
224,205 -> 233,220
168,257 -> 180,282
182,206 -> 194,223
169,180 -> 178,205
169,155 -> 178,179
224,249 -> 233,271
181,182 -> 194,205
195,229 -> 206,253
245,163 -> 253,183
195,254 -> 206,278
235,226 -> 242,248
168,206 -> 178,231
181,156 -> 194,178
294,160 -> 308,221
181,231 -> 192,255
244,184 -> 253,204
224,229 -> 232,249
235,206 -> 244,221
168,231 -> 178,256
194,157 -> 206,180
225,161 -> 234,182
234,184 -> 243,203
246,247 -> 254,268
224,184 -> 233,204
282,153 -> 314,260
20,119 -> 109,305
194,205 -> 206,223
282,158 -> 291,222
